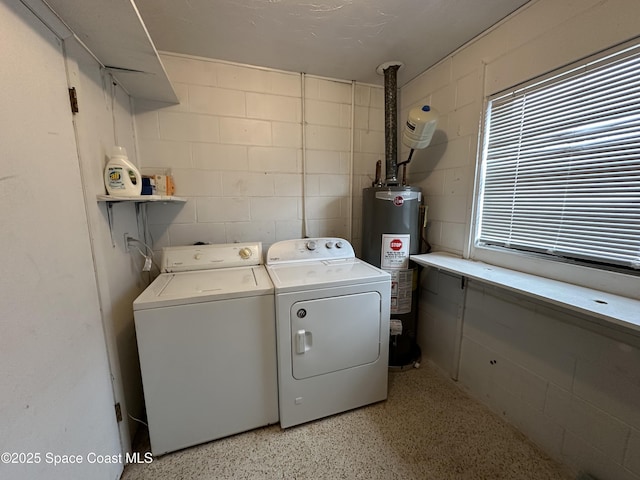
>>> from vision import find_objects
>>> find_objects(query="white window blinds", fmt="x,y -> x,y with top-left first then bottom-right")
477,42 -> 640,270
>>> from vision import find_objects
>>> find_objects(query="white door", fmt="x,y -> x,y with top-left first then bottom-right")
0,2 -> 122,479
290,292 -> 382,379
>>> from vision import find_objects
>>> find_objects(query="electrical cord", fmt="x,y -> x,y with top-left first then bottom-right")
134,246 -> 161,274
127,236 -> 161,273
127,236 -> 153,255
128,413 -> 148,427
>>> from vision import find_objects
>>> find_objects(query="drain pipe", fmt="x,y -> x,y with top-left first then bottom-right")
348,80 -> 355,242
301,72 -> 309,238
377,61 -> 404,186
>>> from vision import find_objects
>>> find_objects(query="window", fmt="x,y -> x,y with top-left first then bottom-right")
476,41 -> 640,272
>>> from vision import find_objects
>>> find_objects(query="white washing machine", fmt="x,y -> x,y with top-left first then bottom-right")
133,242 -> 278,455
266,237 -> 391,428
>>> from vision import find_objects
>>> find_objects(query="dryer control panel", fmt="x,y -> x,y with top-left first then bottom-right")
266,237 -> 355,264
161,242 -> 263,272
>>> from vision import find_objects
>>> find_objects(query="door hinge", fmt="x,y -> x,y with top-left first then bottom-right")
68,87 -> 78,114
114,402 -> 123,423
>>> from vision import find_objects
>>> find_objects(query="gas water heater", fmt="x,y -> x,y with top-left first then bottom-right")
361,185 -> 422,368
362,62 -> 438,369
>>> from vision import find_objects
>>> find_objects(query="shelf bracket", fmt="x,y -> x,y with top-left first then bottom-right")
97,195 -> 186,249
106,202 -> 115,247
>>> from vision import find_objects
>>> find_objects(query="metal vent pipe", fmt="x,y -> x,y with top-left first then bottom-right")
377,61 -> 403,186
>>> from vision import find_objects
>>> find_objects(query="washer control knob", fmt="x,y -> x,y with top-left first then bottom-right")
335,241 -> 344,249
306,241 -> 317,251
194,253 -> 202,260
325,241 -> 334,249
239,247 -> 253,259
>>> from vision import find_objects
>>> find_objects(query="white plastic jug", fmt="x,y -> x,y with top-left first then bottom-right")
104,146 -> 142,197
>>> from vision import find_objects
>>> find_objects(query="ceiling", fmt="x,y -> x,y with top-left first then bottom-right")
134,0 -> 532,87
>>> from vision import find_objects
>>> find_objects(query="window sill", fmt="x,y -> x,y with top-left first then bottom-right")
411,252 -> 640,335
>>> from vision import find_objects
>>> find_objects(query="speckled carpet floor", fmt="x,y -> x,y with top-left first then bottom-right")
121,363 -> 573,480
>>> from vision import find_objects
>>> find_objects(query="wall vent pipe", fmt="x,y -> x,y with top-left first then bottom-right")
377,61 -> 403,186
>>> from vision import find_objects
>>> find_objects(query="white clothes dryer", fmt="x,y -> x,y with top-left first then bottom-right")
266,238 -> 391,428
133,242 -> 278,455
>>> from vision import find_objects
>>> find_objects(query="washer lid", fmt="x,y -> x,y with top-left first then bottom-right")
266,258 -> 390,293
133,265 -> 273,310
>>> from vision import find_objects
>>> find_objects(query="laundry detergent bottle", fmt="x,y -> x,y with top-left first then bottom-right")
104,146 -> 142,197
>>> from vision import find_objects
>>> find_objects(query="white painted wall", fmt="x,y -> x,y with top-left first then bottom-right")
419,267 -> 640,480
410,0 -> 640,478
401,0 -> 640,257
460,282 -> 640,480
133,53 -> 385,255
5,0 -> 635,478
64,37 -> 148,453
0,2 -> 121,478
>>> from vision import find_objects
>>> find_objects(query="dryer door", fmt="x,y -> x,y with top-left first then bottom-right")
290,292 -> 381,380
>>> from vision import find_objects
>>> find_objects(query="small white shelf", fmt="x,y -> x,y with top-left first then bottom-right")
411,252 -> 640,335
97,194 -> 186,247
97,194 -> 187,203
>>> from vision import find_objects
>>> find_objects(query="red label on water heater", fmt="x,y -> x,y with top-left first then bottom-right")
381,234 -> 410,270
393,196 -> 404,206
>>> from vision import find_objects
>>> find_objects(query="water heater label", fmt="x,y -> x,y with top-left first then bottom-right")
381,234 -> 410,269
390,319 -> 403,335
387,269 -> 413,314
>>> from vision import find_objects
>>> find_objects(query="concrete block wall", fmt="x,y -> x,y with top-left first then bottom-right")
351,84 -> 385,254
134,53 -> 384,254
408,0 -> 640,478
460,282 -> 640,480
417,268 -> 465,378
418,268 -> 640,479
399,0 -> 640,257
399,56 -> 478,256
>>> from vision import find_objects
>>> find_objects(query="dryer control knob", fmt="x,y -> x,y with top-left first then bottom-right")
194,253 -> 202,260
325,241 -> 334,249
335,241 -> 344,249
306,241 -> 317,251
239,247 -> 252,259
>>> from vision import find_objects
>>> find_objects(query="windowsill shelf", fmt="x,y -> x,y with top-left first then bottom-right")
411,252 -> 640,335
96,194 -> 187,204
